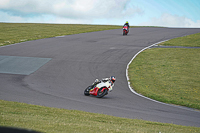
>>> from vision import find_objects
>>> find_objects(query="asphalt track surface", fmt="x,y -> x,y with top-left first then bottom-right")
1,27 -> 200,127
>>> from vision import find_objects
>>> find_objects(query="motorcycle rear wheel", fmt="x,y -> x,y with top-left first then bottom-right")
96,88 -> 108,98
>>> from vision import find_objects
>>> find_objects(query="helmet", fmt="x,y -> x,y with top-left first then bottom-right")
110,76 -> 116,83
126,21 -> 128,24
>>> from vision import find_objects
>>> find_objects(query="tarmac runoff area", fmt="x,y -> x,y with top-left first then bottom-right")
0,55 -> 51,75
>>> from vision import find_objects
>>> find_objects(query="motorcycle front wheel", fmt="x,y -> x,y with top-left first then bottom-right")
96,88 -> 108,98
84,86 -> 92,96
123,30 -> 125,35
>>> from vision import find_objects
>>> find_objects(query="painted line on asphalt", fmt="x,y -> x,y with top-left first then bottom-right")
126,40 -> 199,112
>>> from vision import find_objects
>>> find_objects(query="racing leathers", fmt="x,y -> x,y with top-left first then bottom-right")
124,23 -> 130,28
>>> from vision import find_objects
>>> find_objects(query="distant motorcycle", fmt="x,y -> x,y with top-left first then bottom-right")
84,81 -> 111,98
123,25 -> 129,35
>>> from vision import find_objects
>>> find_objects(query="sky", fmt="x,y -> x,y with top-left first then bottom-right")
0,0 -> 200,28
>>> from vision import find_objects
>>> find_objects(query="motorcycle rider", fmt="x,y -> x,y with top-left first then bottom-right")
124,21 -> 130,28
92,76 -> 116,91
123,21 -> 130,32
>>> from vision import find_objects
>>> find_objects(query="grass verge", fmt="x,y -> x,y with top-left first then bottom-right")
159,33 -> 200,47
0,23 -> 122,46
128,33 -> 200,109
1,100 -> 199,133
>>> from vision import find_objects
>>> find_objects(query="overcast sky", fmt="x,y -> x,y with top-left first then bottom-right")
0,0 -> 200,27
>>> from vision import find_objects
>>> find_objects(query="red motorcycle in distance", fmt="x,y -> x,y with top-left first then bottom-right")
123,25 -> 129,35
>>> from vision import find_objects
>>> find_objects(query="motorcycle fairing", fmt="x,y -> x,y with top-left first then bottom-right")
97,82 -> 111,90
123,25 -> 128,30
89,81 -> 111,95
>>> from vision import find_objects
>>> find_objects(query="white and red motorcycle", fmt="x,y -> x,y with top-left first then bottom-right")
84,77 -> 115,98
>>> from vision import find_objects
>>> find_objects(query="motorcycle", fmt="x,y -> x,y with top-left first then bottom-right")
123,25 -> 129,35
84,81 -> 111,98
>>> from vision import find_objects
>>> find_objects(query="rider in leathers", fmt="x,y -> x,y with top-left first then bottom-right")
92,76 -> 116,92
124,21 -> 130,28
124,21 -> 130,32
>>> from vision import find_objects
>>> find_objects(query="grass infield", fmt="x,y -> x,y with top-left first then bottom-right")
128,33 -> 200,110
159,33 -> 200,47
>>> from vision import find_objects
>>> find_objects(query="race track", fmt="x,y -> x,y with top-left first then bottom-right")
0,27 -> 200,127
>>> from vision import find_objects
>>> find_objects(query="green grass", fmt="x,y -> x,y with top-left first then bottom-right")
128,33 -> 200,109
0,23 -> 122,46
159,33 -> 200,47
1,100 -> 199,133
